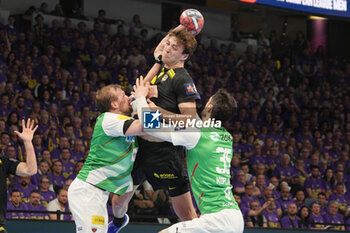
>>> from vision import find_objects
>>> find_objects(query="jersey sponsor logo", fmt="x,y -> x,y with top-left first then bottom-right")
92,215 -> 104,225
161,74 -> 169,82
154,173 -> 178,179
168,186 -> 176,190
143,110 -> 161,129
184,83 -> 197,95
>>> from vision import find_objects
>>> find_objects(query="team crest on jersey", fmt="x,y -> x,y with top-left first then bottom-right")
91,228 -> 97,232
184,83 -> 197,95
161,74 -> 169,82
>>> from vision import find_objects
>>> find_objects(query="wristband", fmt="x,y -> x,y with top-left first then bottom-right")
155,55 -> 163,64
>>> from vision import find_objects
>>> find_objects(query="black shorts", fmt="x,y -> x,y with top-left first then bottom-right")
132,138 -> 189,197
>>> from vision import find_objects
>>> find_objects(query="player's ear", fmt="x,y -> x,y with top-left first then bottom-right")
181,53 -> 189,61
207,103 -> 214,114
110,100 -> 119,110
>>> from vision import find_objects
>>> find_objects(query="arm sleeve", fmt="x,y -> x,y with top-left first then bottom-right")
102,112 -> 133,137
173,73 -> 199,103
170,129 -> 200,150
133,97 -> 200,149
123,119 -> 135,134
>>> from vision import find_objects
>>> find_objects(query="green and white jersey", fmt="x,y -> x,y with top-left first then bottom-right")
77,112 -> 137,195
171,127 -> 240,214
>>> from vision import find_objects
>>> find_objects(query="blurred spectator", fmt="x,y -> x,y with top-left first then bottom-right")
6,189 -> 28,219
323,167 -> 335,197
245,200 -> 268,227
5,15 -> 18,43
4,145 -> 17,160
277,184 -> 296,214
280,203 -> 300,228
241,183 -> 260,210
59,148 -> 74,179
324,201 -> 345,231
10,176 -> 36,204
47,188 -> 71,220
51,135 -> 70,160
233,170 -> 247,194
68,160 -> 84,180
38,175 -> 56,207
26,190 -> 49,220
31,160 -> 50,187
130,14 -> 142,28
294,189 -> 306,209
305,166 -> 326,199
48,160 -> 65,189
309,202 -> 325,230
51,4 -> 64,17
298,206 -> 310,228
329,183 -> 349,215
317,192 -> 328,215
262,197 -> 280,228
70,139 -> 84,162
274,154 -> 298,182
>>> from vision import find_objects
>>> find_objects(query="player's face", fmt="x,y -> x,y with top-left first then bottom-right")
162,36 -> 188,66
115,88 -> 132,115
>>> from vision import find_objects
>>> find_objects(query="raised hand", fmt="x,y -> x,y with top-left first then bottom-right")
14,119 -> 38,142
132,76 -> 150,99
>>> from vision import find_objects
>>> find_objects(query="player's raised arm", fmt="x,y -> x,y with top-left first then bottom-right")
15,119 -> 38,176
124,76 -> 150,136
132,77 -> 200,149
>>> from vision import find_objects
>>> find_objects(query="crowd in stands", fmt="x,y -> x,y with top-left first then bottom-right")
0,2 -> 349,230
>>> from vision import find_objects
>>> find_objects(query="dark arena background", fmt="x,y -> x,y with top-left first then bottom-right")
0,0 -> 350,232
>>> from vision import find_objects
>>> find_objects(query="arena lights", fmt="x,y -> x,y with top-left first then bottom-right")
239,0 -> 350,17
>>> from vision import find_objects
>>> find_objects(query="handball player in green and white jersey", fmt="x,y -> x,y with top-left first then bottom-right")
131,78 -> 244,233
68,83 -> 149,233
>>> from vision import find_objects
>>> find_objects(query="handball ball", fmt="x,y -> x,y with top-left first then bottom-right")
179,9 -> 204,35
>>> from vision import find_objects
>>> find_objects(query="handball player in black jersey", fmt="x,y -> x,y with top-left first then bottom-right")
108,26 -> 199,233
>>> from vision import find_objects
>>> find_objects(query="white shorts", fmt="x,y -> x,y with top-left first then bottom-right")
68,178 -> 110,233
164,209 -> 244,233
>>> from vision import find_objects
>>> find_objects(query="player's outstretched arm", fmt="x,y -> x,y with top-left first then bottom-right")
15,119 -> 38,176
132,77 -> 200,149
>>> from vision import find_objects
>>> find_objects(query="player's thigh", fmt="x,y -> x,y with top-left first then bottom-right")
68,179 -> 109,233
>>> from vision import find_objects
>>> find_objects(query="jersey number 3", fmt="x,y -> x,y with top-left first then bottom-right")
215,147 -> 231,175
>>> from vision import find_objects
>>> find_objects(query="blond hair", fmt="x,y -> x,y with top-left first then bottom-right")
96,84 -> 121,113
